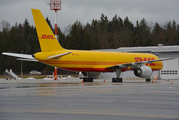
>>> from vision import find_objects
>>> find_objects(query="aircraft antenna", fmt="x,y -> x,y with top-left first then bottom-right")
48,0 -> 61,80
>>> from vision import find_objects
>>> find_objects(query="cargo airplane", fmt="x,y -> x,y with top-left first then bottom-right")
2,9 -> 174,82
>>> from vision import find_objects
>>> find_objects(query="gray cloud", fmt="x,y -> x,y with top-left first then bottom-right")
0,0 -> 179,32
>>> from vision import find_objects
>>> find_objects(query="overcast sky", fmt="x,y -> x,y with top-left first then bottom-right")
0,0 -> 179,32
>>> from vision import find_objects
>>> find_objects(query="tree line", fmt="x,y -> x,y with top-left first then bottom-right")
0,14 -> 179,74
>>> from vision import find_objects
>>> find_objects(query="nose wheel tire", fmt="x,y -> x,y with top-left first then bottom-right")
146,78 -> 151,82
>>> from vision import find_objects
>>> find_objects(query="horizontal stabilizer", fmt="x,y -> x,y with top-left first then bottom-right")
16,58 -> 38,62
2,52 -> 34,59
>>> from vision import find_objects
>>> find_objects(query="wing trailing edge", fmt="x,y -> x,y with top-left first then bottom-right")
106,58 -> 175,69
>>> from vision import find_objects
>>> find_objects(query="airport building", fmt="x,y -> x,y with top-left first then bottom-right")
99,44 -> 179,80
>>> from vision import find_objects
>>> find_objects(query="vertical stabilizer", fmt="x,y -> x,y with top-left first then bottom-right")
31,9 -> 64,52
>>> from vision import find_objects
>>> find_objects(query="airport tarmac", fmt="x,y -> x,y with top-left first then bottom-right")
0,77 -> 179,120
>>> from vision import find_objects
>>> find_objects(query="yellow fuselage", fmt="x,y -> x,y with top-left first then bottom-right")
34,50 -> 163,72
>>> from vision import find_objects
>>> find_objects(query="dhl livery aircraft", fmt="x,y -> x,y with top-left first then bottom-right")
2,9 -> 174,82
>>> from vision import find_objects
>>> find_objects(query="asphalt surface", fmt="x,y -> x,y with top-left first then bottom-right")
0,77 -> 179,120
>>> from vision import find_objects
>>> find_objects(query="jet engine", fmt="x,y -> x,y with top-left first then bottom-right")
134,66 -> 152,78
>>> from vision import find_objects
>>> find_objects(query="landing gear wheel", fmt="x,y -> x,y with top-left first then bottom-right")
88,78 -> 93,82
83,78 -> 93,82
119,78 -> 123,83
83,78 -> 87,82
146,78 -> 151,82
112,78 -> 123,83
112,78 -> 116,82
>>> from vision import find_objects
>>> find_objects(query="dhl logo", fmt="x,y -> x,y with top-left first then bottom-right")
134,57 -> 155,62
134,57 -> 162,66
39,34 -> 55,39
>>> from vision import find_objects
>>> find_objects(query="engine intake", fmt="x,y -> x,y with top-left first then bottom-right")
134,66 -> 152,78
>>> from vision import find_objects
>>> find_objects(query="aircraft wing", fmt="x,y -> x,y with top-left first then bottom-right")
106,58 -> 175,69
2,52 -> 38,62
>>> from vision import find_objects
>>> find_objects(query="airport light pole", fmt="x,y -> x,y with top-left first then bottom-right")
48,0 -> 61,80
48,0 -> 61,41
21,51 -> 23,78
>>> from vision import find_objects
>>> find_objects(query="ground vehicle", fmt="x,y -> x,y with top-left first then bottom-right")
30,70 -> 41,75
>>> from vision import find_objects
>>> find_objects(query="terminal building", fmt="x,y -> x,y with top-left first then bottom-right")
99,44 -> 179,80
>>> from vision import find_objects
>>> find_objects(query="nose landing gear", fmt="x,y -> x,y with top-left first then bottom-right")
83,78 -> 93,82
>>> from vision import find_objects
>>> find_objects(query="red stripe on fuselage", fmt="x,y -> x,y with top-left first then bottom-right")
59,67 -> 161,72
39,60 -> 126,65
60,67 -> 130,72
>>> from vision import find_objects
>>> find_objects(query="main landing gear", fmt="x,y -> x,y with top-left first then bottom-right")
83,72 -> 93,82
112,78 -> 123,82
112,69 -> 123,83
83,78 -> 93,82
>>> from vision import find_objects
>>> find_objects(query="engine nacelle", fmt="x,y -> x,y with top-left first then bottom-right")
134,66 -> 152,78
